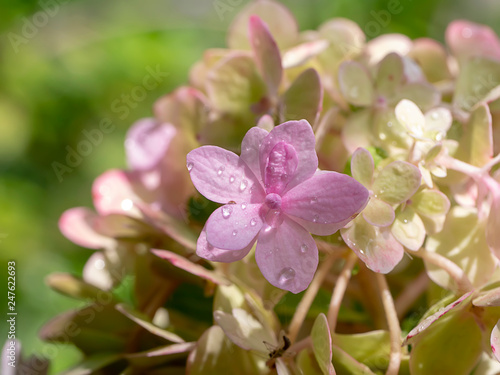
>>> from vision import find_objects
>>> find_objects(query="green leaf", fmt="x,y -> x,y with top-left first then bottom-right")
333,330 -> 391,372
409,310 -> 483,375
351,147 -> 374,188
331,344 -> 375,375
280,68 -> 322,125
372,161 -> 421,205
338,61 -> 374,106
311,313 -> 335,375
391,207 -> 426,251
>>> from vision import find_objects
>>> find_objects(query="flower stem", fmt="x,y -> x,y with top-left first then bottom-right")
375,273 -> 401,375
412,248 -> 473,293
287,336 -> 312,354
395,271 -> 429,319
288,252 -> 339,342
327,252 -> 357,332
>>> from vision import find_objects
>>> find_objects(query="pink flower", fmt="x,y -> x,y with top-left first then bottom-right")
187,120 -> 369,293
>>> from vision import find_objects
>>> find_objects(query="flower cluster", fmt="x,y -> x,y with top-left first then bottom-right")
22,1 -> 500,374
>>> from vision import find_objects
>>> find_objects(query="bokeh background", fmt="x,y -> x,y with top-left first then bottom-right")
0,0 -> 499,372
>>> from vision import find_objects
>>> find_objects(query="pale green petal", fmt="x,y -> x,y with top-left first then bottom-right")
372,161 -> 421,205
351,147 -> 374,187
338,61 -> 374,106
391,207 -> 426,251
412,190 -> 451,218
362,198 -> 395,227
312,313 -> 335,375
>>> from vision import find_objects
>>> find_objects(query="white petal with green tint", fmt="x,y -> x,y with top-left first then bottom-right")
425,206 -> 497,290
351,147 -> 374,188
338,61 -> 374,106
424,107 -> 452,139
362,198 -> 395,227
391,207 -> 426,251
395,99 -> 425,138
372,161 -> 421,205
412,190 -> 450,218
312,313 -> 336,375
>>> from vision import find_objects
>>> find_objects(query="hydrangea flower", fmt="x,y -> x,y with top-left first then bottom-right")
187,120 -> 369,293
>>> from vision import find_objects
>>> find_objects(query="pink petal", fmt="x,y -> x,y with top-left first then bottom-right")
491,320 -> 500,362
288,215 -> 354,236
283,171 -> 369,228
206,203 -> 263,250
196,226 -> 254,263
255,216 -> 318,293
446,20 -> 500,61
248,16 -> 283,97
92,169 -> 142,217
125,118 -> 176,171
59,207 -> 112,249
264,142 -> 298,194
240,126 -> 269,186
259,120 -> 318,193
187,146 -> 265,204
341,220 -> 404,274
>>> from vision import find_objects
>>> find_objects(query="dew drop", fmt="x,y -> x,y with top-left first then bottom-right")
241,202 -> 247,210
380,132 -> 387,140
232,230 -> 238,236
239,179 -> 248,191
94,259 -> 105,270
278,267 -> 296,286
222,206 -> 233,219
229,175 -> 235,183
387,121 -> 393,128
250,218 -> 257,226
186,162 -> 194,171
313,215 -> 319,223
431,112 -> 439,120
217,166 -> 225,176
300,244 -> 309,253
310,197 -> 318,204
403,219 -> 408,224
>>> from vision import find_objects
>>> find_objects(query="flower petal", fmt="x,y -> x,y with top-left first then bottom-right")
492,320 -> 500,362
206,203 -> 263,250
338,61 -> 374,106
362,198 -> 395,227
372,161 -> 421,205
240,126 -> 269,186
283,171 -> 369,229
395,99 -> 425,138
351,147 -> 374,188
187,146 -> 265,204
92,169 -> 142,217
341,217 -> 404,273
59,207 -> 112,249
391,207 -> 426,251
446,20 -> 500,61
249,15 -> 282,97
255,216 -> 318,293
259,120 -> 318,193
264,142 -> 298,194
196,226 -> 254,263
125,119 -> 176,171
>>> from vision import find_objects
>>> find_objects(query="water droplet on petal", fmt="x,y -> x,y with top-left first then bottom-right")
217,166 -> 225,176
278,267 -> 296,286
431,112 -> 439,120
387,121 -> 393,128
403,219 -> 408,224
300,244 -> 309,253
229,175 -> 235,184
380,132 -> 387,140
310,197 -> 318,204
222,206 -> 233,219
187,162 -> 194,171
232,230 -> 238,236
313,215 -> 319,223
239,179 -> 248,191
241,202 -> 247,210
250,218 -> 257,226
94,259 -> 105,270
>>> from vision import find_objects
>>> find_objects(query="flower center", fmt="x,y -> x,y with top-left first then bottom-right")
265,193 -> 282,210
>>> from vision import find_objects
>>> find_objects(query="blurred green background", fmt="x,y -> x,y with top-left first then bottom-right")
0,0 -> 499,372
